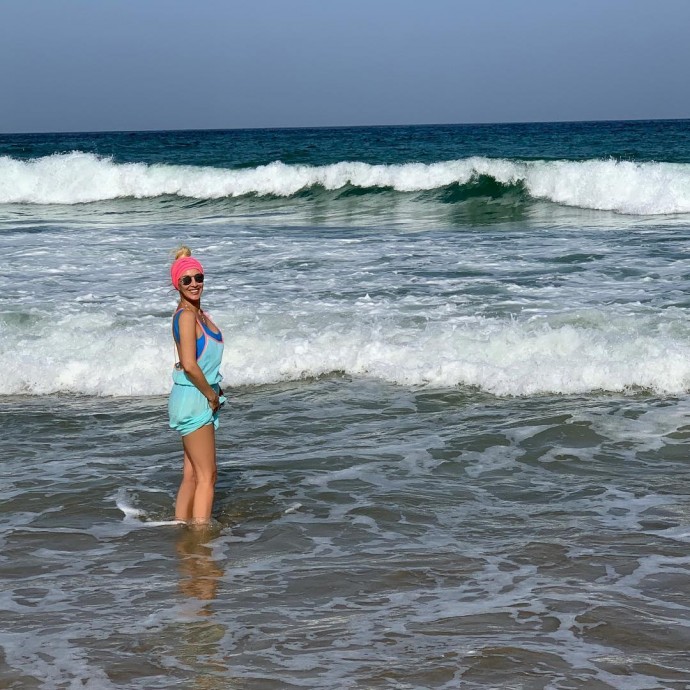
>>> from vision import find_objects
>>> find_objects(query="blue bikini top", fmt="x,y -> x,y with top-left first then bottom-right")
172,309 -> 223,360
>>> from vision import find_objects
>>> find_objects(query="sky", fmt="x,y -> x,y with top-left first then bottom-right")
1,0 -> 689,133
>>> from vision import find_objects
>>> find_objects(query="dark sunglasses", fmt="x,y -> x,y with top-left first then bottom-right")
180,273 -> 204,286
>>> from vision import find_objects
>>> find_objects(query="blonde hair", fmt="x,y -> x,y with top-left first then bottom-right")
172,245 -> 192,261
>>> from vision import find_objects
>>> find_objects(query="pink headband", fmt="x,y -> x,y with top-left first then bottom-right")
171,256 -> 204,288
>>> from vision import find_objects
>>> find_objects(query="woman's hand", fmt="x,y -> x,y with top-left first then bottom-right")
207,392 -> 221,414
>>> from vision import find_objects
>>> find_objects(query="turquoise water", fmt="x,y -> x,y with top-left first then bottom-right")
2,120 -> 690,688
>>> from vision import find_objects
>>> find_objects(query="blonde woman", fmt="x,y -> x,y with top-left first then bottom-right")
168,247 -> 225,523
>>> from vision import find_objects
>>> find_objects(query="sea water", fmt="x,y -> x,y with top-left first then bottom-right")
2,121 -> 690,688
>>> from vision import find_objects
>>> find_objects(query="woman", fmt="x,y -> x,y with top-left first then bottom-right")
168,246 -> 225,524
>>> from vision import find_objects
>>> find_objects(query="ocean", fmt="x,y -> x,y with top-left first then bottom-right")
2,120 -> 690,689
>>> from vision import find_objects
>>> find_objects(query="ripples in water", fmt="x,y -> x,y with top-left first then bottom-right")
2,381 -> 690,688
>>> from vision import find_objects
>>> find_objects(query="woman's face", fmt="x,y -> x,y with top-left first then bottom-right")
178,268 -> 204,301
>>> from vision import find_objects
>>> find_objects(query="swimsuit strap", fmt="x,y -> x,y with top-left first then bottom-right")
172,308 -> 207,364
172,308 -> 207,344
172,309 -> 182,368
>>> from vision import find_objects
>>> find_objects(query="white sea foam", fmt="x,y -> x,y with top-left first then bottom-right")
2,152 -> 690,214
114,489 -> 145,521
3,310 -> 690,396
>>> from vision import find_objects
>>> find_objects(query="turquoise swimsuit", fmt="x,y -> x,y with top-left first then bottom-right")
168,309 -> 225,436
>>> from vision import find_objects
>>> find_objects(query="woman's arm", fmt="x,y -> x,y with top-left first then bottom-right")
176,310 -> 220,412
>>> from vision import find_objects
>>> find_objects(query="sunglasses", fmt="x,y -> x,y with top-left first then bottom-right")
180,273 -> 205,286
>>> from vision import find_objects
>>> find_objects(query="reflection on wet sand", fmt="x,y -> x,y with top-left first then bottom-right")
174,526 -> 234,688
176,525 -> 224,609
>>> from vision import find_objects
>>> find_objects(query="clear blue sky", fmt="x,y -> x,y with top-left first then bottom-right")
2,0 -> 689,133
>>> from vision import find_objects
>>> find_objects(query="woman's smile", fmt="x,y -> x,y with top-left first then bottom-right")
179,270 -> 204,299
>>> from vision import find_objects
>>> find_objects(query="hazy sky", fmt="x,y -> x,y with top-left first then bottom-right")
2,0 -> 689,133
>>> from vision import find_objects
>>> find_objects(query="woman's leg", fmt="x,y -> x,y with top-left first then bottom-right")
174,450 -> 196,521
181,424 -> 217,522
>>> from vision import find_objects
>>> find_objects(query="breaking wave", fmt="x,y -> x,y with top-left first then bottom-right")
2,152 -> 690,215
3,310 -> 690,397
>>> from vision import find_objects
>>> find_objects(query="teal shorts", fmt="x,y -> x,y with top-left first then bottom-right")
168,383 -> 225,436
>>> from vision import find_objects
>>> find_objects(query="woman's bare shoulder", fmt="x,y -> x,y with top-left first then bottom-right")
176,309 -> 198,329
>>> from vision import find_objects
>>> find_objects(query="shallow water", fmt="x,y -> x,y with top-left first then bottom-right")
2,382 -> 690,689
3,121 -> 690,688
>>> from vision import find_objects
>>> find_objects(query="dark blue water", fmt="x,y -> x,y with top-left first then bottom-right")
3,119 -> 690,166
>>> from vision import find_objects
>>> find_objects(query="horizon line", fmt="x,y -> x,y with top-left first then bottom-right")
1,116 -> 689,137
